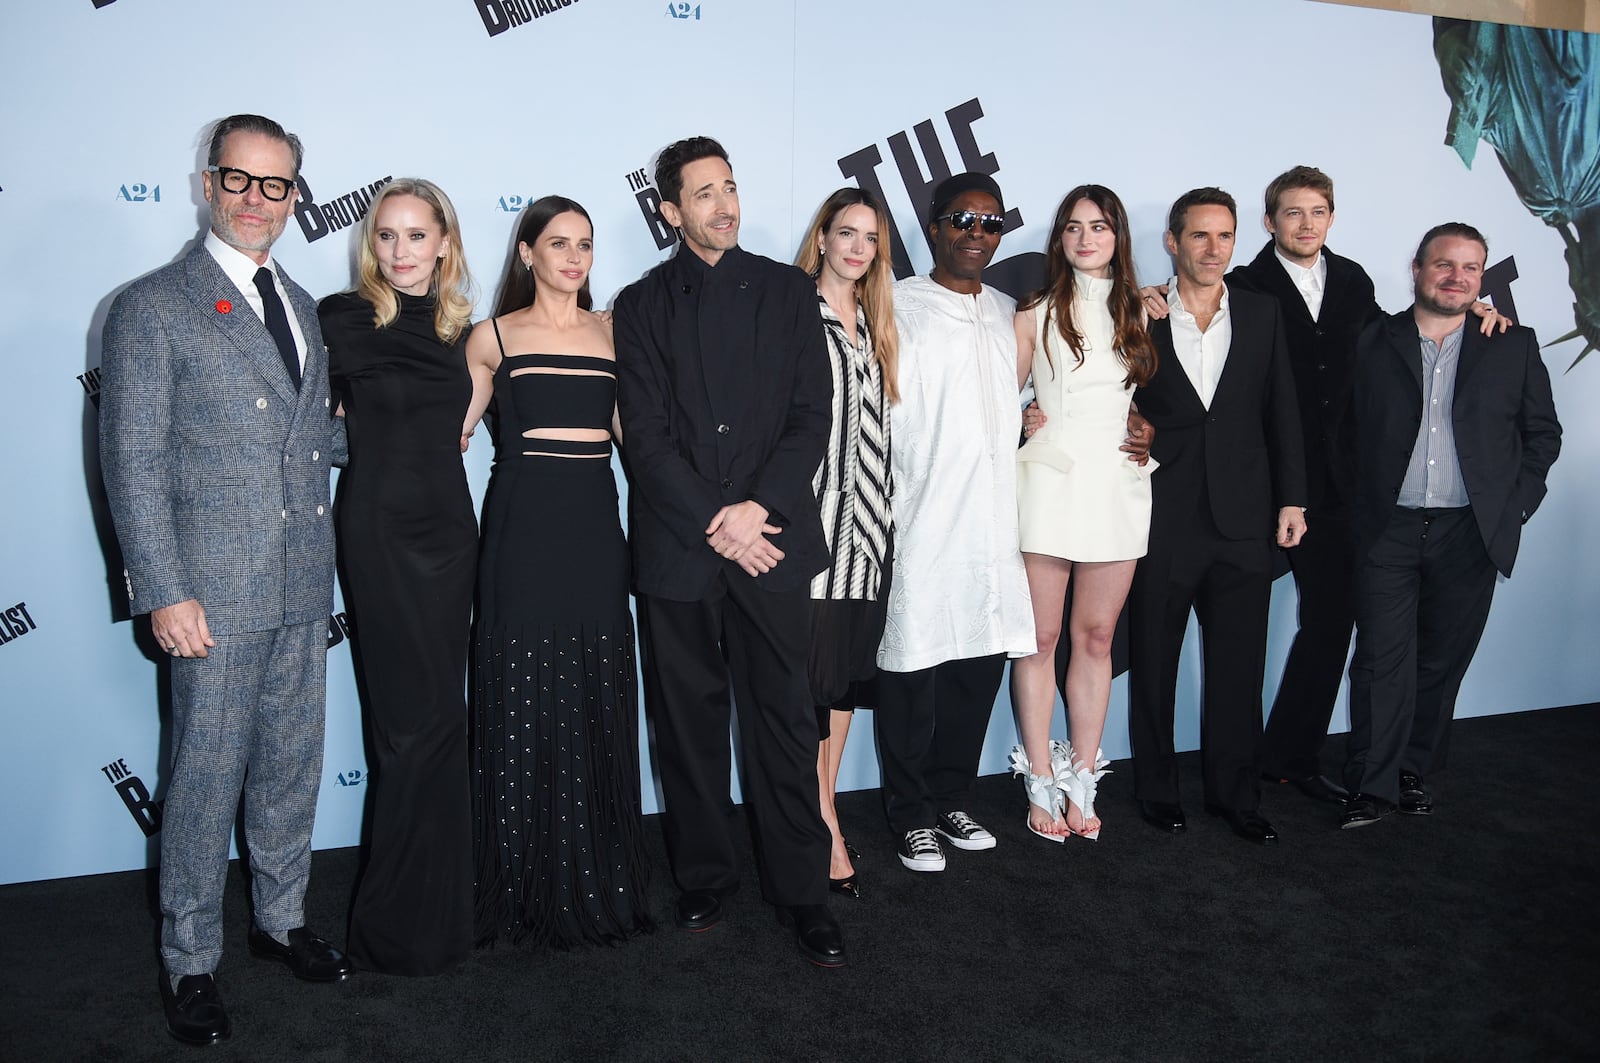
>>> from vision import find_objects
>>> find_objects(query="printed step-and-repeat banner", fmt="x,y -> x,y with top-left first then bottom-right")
2,0 -> 1595,883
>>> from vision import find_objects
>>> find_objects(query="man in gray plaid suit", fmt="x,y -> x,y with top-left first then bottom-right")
99,114 -> 353,1047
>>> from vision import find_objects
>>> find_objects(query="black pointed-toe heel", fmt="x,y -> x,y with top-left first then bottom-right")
828,874 -> 861,899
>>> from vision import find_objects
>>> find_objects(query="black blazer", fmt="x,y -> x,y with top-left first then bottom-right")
614,244 -> 832,600
1136,282 -> 1307,543
1349,310 -> 1561,577
1229,241 -> 1379,510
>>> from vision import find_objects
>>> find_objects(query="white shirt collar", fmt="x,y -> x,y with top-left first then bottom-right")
1274,247 -> 1326,289
1166,276 -> 1230,317
204,228 -> 278,292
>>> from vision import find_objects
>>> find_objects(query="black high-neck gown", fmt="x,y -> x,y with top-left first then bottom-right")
318,289 -> 476,975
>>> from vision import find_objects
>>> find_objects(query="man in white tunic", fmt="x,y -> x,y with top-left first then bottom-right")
875,173 -> 1036,872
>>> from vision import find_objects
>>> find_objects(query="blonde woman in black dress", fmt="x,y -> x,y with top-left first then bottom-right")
318,178 -> 476,974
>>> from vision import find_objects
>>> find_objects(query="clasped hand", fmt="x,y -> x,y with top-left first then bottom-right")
706,500 -> 785,576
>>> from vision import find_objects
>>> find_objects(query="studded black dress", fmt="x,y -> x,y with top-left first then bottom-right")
470,333 -> 653,947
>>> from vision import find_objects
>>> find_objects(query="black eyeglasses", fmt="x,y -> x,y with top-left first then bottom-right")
935,210 -> 1005,234
206,165 -> 295,202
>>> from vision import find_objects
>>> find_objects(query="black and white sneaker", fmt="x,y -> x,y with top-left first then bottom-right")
898,828 -> 946,872
935,810 -> 997,851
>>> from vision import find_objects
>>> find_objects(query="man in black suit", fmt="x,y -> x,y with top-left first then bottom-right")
612,136 -> 844,966
1231,166 -> 1378,805
1128,187 -> 1307,846
1340,223 -> 1560,827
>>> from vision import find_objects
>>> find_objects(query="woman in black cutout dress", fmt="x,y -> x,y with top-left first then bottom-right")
463,195 -> 652,947
317,178 -> 476,975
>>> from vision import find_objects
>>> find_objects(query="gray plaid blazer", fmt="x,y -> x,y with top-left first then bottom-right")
99,242 -> 337,635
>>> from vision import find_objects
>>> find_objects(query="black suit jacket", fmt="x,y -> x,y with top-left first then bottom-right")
1136,282 -> 1307,544
614,244 -> 832,600
1229,241 -> 1379,510
1349,310 -> 1561,577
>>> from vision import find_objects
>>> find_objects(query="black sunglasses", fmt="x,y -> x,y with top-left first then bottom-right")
935,210 -> 1005,234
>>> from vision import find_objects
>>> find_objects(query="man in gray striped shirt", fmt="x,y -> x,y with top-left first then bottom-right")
1340,222 -> 1560,828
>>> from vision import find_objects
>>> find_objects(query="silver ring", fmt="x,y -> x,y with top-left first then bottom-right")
169,646 -> 181,656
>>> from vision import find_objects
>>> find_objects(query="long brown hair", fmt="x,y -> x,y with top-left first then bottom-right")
1019,184 -> 1156,388
493,195 -> 594,317
795,187 -> 900,403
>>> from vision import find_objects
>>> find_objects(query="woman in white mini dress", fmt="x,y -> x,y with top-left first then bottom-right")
1010,185 -> 1158,842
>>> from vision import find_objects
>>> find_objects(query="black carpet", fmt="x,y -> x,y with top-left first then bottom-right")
4,704 -> 1598,1062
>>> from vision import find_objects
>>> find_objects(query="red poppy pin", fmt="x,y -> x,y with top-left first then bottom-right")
216,299 -> 233,314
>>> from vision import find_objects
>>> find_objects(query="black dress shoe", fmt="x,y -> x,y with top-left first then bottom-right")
674,889 -> 728,931
161,971 -> 231,1046
828,874 -> 861,899
1290,774 -> 1350,803
247,926 -> 354,982
1398,772 -> 1433,815
1206,806 -> 1279,845
776,904 -> 847,968
1138,800 -> 1187,833
1340,793 -> 1397,829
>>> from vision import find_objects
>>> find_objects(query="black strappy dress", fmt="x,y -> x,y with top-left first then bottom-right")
470,327 -> 653,947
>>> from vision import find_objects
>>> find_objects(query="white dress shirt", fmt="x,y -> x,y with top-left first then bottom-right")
1274,248 -> 1327,320
1166,276 -> 1231,409
204,229 -> 308,371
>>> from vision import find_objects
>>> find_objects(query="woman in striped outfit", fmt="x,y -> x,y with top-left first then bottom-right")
794,187 -> 899,899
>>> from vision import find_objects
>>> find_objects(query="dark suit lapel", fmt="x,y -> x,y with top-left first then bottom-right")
1210,284 -> 1262,408
1318,249 -> 1354,326
182,246 -> 299,404
1454,321 -> 1488,390
1383,311 -> 1425,393
1150,317 -> 1207,413
1248,242 -> 1315,328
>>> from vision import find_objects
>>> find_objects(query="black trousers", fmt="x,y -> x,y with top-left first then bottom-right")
1345,507 -> 1496,803
873,654 -> 1005,836
636,573 -> 829,907
1129,520 -> 1273,812
1259,508 -> 1358,779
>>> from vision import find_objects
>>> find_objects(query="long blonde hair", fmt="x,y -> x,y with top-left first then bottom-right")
795,187 -> 900,403
355,178 -> 474,345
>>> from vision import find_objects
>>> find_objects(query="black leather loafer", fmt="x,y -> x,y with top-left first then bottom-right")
674,889 -> 728,932
1398,772 -> 1433,815
161,971 -> 231,1046
1293,774 -> 1351,803
1207,806 -> 1279,845
247,926 -> 354,982
1138,800 -> 1187,833
1340,793 -> 1397,829
777,904 -> 847,968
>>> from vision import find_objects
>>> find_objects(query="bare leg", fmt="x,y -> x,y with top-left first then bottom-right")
1062,559 -> 1137,835
1014,552 -> 1073,837
818,709 -> 855,880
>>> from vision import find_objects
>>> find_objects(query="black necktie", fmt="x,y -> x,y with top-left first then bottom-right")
254,266 -> 301,389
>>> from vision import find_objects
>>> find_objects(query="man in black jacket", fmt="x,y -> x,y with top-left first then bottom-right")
1127,188 -> 1308,846
1340,223 -> 1560,827
1231,166 -> 1378,805
613,136 -> 844,965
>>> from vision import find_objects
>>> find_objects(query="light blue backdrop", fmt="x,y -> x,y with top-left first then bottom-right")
1,0 -> 1594,884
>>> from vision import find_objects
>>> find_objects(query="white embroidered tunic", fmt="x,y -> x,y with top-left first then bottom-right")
877,276 -> 1035,673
